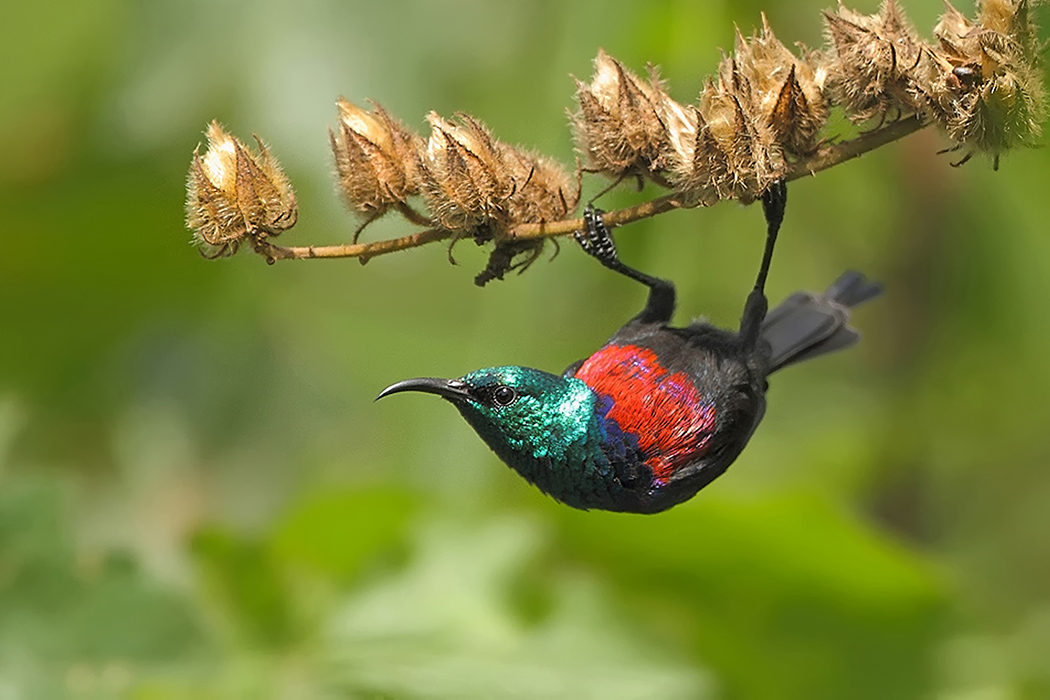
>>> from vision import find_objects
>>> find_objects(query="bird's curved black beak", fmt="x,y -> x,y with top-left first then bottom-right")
375,377 -> 472,402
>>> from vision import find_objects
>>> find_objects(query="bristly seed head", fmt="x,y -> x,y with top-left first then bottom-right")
416,111 -> 517,232
820,0 -> 1045,165
575,21 -> 834,207
329,98 -> 422,218
823,0 -> 927,124
571,49 -> 681,183
738,14 -> 829,155
414,111 -> 579,284
185,121 -> 298,258
504,149 -> 580,227
927,0 -> 1046,163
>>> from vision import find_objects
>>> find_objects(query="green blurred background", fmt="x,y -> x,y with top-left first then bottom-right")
3,0 -> 1050,698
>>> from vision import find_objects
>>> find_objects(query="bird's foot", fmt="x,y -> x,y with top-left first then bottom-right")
574,203 -> 677,324
575,205 -> 621,266
760,179 -> 787,232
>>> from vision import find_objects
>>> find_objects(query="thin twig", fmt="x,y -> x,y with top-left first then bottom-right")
788,115 -> 926,178
261,116 -> 927,262
260,227 -> 452,263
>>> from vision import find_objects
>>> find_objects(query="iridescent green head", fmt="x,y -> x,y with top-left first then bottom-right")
378,366 -> 596,458
377,366 -> 610,505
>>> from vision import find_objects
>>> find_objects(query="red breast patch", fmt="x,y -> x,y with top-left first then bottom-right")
573,344 -> 715,482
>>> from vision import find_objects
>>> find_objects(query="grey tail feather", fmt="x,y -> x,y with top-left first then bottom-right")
761,271 -> 882,373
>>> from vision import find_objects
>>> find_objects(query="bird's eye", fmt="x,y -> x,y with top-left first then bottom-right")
491,385 -> 517,407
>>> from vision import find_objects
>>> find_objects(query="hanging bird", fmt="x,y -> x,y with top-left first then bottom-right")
378,181 -> 882,513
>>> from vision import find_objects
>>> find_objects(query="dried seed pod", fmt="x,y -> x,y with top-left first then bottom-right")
824,0 -> 927,123
417,112 -> 579,238
928,0 -> 1045,164
503,147 -> 580,225
700,55 -> 782,202
735,15 -> 830,155
466,149 -> 578,284
667,104 -> 731,206
979,0 -> 1038,59
329,98 -> 421,218
475,145 -> 579,285
936,0 -> 980,54
185,121 -> 297,258
669,16 -> 831,207
658,92 -> 700,163
570,49 -> 674,182
666,69 -> 756,206
416,112 -> 518,232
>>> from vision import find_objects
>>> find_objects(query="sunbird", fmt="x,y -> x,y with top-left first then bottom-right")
379,182 -> 881,513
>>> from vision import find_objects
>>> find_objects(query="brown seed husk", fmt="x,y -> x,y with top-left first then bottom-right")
823,0 -> 927,123
570,49 -> 676,181
926,0 -> 1045,161
330,98 -> 422,216
185,121 -> 297,257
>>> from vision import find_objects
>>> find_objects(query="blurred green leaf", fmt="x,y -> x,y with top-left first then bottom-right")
556,492 -> 946,700
0,478 -> 204,697
321,517 -> 711,700
271,485 -> 418,581
191,527 -> 293,651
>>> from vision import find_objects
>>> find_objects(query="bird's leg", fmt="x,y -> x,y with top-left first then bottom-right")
739,179 -> 787,351
575,204 -> 676,324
